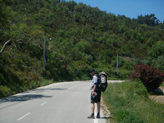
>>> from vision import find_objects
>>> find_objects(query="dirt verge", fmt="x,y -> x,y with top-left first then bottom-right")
101,97 -> 112,123
149,87 -> 164,104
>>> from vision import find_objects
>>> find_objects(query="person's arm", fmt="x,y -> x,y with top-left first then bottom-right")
92,75 -> 98,96
92,84 -> 97,96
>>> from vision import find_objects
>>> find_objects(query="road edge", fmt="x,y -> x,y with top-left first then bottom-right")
100,97 -> 112,123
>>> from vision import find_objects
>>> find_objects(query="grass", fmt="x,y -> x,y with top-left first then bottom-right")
161,82 -> 164,87
102,80 -> 164,123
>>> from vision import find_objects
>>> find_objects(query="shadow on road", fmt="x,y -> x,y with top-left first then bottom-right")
27,88 -> 68,93
0,94 -> 53,110
100,116 -> 112,119
0,94 -> 52,103
0,87 -> 68,105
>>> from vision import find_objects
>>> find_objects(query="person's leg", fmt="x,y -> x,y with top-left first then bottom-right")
96,102 -> 100,118
88,102 -> 95,118
97,102 -> 100,113
91,102 -> 94,114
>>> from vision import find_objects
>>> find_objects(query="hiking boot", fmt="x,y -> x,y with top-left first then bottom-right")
96,115 -> 100,118
88,115 -> 94,119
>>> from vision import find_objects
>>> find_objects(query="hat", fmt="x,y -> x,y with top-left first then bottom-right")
90,69 -> 95,73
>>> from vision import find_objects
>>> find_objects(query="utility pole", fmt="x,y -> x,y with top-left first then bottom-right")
43,36 -> 46,70
117,54 -> 118,76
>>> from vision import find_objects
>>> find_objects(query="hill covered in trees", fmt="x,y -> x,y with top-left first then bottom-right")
0,0 -> 164,97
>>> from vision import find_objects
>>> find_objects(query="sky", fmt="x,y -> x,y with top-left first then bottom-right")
69,0 -> 164,22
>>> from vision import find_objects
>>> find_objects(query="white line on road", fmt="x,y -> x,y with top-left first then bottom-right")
94,118 -> 98,123
69,84 -> 83,89
17,112 -> 31,121
53,95 -> 57,98
107,80 -> 125,83
40,101 -> 47,106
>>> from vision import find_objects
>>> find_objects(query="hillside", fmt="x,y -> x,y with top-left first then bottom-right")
0,0 -> 164,98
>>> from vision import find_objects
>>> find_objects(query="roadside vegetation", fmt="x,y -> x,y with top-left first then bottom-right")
102,80 -> 164,123
0,0 -> 164,98
102,64 -> 164,123
161,83 -> 164,87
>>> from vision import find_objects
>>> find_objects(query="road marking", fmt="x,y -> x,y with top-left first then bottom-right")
69,84 -> 83,89
17,112 -> 31,121
40,101 -> 47,106
53,95 -> 57,98
94,106 -> 99,123
94,118 -> 98,123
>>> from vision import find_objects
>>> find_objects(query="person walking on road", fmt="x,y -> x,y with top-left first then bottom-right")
88,69 -> 101,119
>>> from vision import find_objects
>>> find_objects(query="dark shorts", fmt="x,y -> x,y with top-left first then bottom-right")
91,89 -> 101,103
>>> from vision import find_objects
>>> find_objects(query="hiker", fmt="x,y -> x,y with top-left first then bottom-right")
88,69 -> 101,119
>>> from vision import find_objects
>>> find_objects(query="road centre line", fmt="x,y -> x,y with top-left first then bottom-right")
69,84 -> 83,89
53,95 -> 57,98
17,112 -> 31,121
40,101 -> 47,106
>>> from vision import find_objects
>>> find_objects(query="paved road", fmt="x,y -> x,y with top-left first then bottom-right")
108,80 -> 125,83
0,81 -> 112,123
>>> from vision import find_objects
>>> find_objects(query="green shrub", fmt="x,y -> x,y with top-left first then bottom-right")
57,29 -> 65,37
111,57 -> 124,67
146,37 -> 154,47
152,55 -> 164,73
148,42 -> 164,59
122,62 -> 134,70
134,80 -> 148,97
14,57 -> 23,68
1,51 -> 10,64
0,85 -> 11,98
117,71 -> 131,79
135,58 -> 145,65
28,81 -> 37,89
0,73 -> 7,85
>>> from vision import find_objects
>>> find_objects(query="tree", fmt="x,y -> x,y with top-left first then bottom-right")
0,23 -> 45,57
148,42 -> 164,59
146,37 -> 154,47
152,56 -> 164,73
0,38 -> 12,56
0,0 -> 9,30
133,14 -> 159,26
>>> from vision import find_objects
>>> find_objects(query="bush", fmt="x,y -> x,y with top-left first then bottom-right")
122,62 -> 134,70
129,64 -> 164,91
0,85 -> 11,98
152,55 -> 164,73
148,42 -> 164,59
0,73 -> 7,85
111,57 -> 124,67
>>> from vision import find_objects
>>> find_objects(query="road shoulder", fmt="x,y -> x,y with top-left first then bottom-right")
100,97 -> 112,123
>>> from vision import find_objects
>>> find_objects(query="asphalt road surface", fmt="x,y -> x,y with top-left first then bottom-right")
0,81 -> 112,123
0,80 -> 124,123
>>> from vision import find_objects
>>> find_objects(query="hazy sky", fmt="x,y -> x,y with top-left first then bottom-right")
70,0 -> 164,22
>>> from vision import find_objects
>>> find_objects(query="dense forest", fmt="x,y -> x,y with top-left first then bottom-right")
0,0 -> 164,97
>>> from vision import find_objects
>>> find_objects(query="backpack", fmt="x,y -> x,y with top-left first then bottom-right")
97,72 -> 107,92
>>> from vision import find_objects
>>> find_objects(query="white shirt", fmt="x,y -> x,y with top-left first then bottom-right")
92,74 -> 98,87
